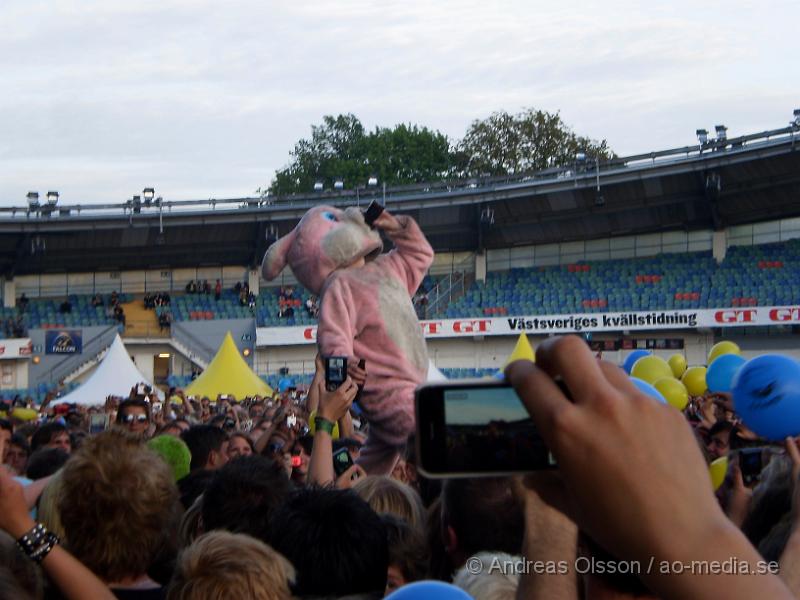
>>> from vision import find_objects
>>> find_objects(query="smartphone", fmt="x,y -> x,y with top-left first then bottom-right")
152,402 -> 163,413
333,447 -> 355,477
363,200 -> 385,228
89,413 -> 109,434
286,414 -> 297,428
325,356 -> 348,392
739,448 -> 765,485
415,379 -> 555,478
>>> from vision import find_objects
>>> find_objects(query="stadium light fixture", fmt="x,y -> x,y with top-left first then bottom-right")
696,129 -> 709,144
313,181 -> 324,192
575,152 -> 587,162
143,187 -> 155,206
367,175 -> 378,187
333,178 -> 344,191
793,109 -> 800,127
26,191 -> 39,209
132,195 -> 142,214
46,191 -> 59,206
715,125 -> 727,142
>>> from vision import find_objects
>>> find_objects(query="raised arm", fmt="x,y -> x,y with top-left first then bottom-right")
374,211 -> 434,295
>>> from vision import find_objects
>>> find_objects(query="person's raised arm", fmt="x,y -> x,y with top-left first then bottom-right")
0,469 -> 116,600
373,211 -> 434,296
779,437 -> 800,595
307,377 -> 357,488
505,336 -> 793,600
306,353 -> 325,415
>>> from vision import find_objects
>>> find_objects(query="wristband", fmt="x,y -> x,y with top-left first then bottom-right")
314,416 -> 335,436
17,523 -> 60,563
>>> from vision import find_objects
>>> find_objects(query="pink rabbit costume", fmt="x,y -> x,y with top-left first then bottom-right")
262,206 -> 434,474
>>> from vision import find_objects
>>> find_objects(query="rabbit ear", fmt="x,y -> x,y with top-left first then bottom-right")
261,229 -> 297,281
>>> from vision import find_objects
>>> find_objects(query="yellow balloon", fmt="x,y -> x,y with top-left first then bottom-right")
709,456 -> 729,491
708,341 -> 741,365
308,410 -> 340,439
631,355 -> 673,384
681,366 -> 708,397
654,377 -> 689,411
667,354 -> 687,379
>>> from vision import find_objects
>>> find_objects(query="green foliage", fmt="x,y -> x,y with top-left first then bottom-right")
456,108 -> 614,177
268,108 -> 614,194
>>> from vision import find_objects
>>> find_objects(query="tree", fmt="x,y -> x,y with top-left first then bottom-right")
455,108 -> 614,177
269,115 -> 454,195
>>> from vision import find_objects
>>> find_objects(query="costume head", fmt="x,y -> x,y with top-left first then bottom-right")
262,205 -> 382,292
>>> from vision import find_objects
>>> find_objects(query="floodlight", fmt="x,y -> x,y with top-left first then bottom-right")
715,125 -> 727,141
27,192 -> 39,209
575,152 -> 587,161
793,109 -> 800,127
333,179 -> 344,191
132,195 -> 141,214
367,175 -> 378,187
143,187 -> 155,206
696,129 -> 708,144
46,191 -> 59,206
313,181 -> 324,192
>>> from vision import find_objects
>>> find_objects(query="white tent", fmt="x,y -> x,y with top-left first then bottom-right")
51,335 -> 163,406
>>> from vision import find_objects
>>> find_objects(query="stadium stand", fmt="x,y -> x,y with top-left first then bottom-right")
0,293 -> 130,335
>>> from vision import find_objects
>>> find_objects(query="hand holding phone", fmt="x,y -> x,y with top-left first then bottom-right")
325,357 -> 348,392
333,447 -> 355,477
363,200 -> 385,229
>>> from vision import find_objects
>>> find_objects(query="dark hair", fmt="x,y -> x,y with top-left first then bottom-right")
30,423 -> 68,452
0,419 -> 12,434
201,455 -> 291,543
269,487 -> 388,597
177,469 -> 215,510
382,514 -> 428,583
181,425 -> 228,471
441,477 -> 524,564
708,420 -> 734,438
9,433 -> 30,456
116,398 -> 151,425
25,448 -> 70,480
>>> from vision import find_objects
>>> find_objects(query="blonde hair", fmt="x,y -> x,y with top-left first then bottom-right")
452,552 -> 520,600
167,531 -> 295,600
352,475 -> 426,532
37,469 -> 66,540
57,430 -> 178,582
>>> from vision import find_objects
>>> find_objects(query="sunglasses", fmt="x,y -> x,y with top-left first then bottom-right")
123,414 -> 149,424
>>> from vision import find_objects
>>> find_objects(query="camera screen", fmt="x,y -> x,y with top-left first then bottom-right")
442,387 -> 552,472
327,358 -> 346,383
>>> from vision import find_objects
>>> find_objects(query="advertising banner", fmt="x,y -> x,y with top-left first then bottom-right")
45,330 -> 83,354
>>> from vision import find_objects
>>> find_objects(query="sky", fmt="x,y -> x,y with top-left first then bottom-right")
445,387 -> 529,425
0,0 -> 797,206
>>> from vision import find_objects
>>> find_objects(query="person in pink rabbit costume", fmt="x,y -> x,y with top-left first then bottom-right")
262,205 -> 434,474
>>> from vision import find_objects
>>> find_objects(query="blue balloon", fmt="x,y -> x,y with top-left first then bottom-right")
277,377 -> 295,393
622,350 -> 651,374
630,377 -> 667,404
706,353 -> 746,393
385,581 -> 472,600
732,355 -> 800,441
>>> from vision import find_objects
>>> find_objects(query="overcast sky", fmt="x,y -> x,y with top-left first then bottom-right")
0,0 -> 796,206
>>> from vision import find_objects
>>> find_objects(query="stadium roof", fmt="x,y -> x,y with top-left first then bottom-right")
1,125 -> 799,276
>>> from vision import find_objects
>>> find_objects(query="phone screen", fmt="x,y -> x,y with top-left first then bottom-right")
325,357 -> 347,391
416,380 -> 554,477
89,413 -> 108,434
333,447 -> 354,477
739,448 -> 764,485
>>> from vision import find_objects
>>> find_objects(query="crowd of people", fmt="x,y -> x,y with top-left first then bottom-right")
0,338 -> 799,599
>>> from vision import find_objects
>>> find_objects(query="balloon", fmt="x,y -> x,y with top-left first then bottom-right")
308,410 -> 340,439
708,341 -> 741,365
682,366 -> 708,397
654,377 -> 689,411
706,354 -> 746,393
504,333 -> 536,367
10,407 -> 38,422
668,354 -> 687,379
622,350 -> 651,374
630,377 -> 667,404
631,355 -> 673,384
385,581 -> 472,599
709,456 -> 729,491
732,354 -> 800,441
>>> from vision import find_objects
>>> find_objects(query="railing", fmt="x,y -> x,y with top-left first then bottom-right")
45,325 -> 119,385
423,254 -> 476,318
1,125 -> 797,217
171,324 -> 216,365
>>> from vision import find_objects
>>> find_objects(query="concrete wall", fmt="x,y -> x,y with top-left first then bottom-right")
173,319 -> 256,366
28,325 -> 117,386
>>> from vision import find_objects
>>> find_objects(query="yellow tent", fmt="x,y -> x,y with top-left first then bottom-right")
185,332 -> 273,400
